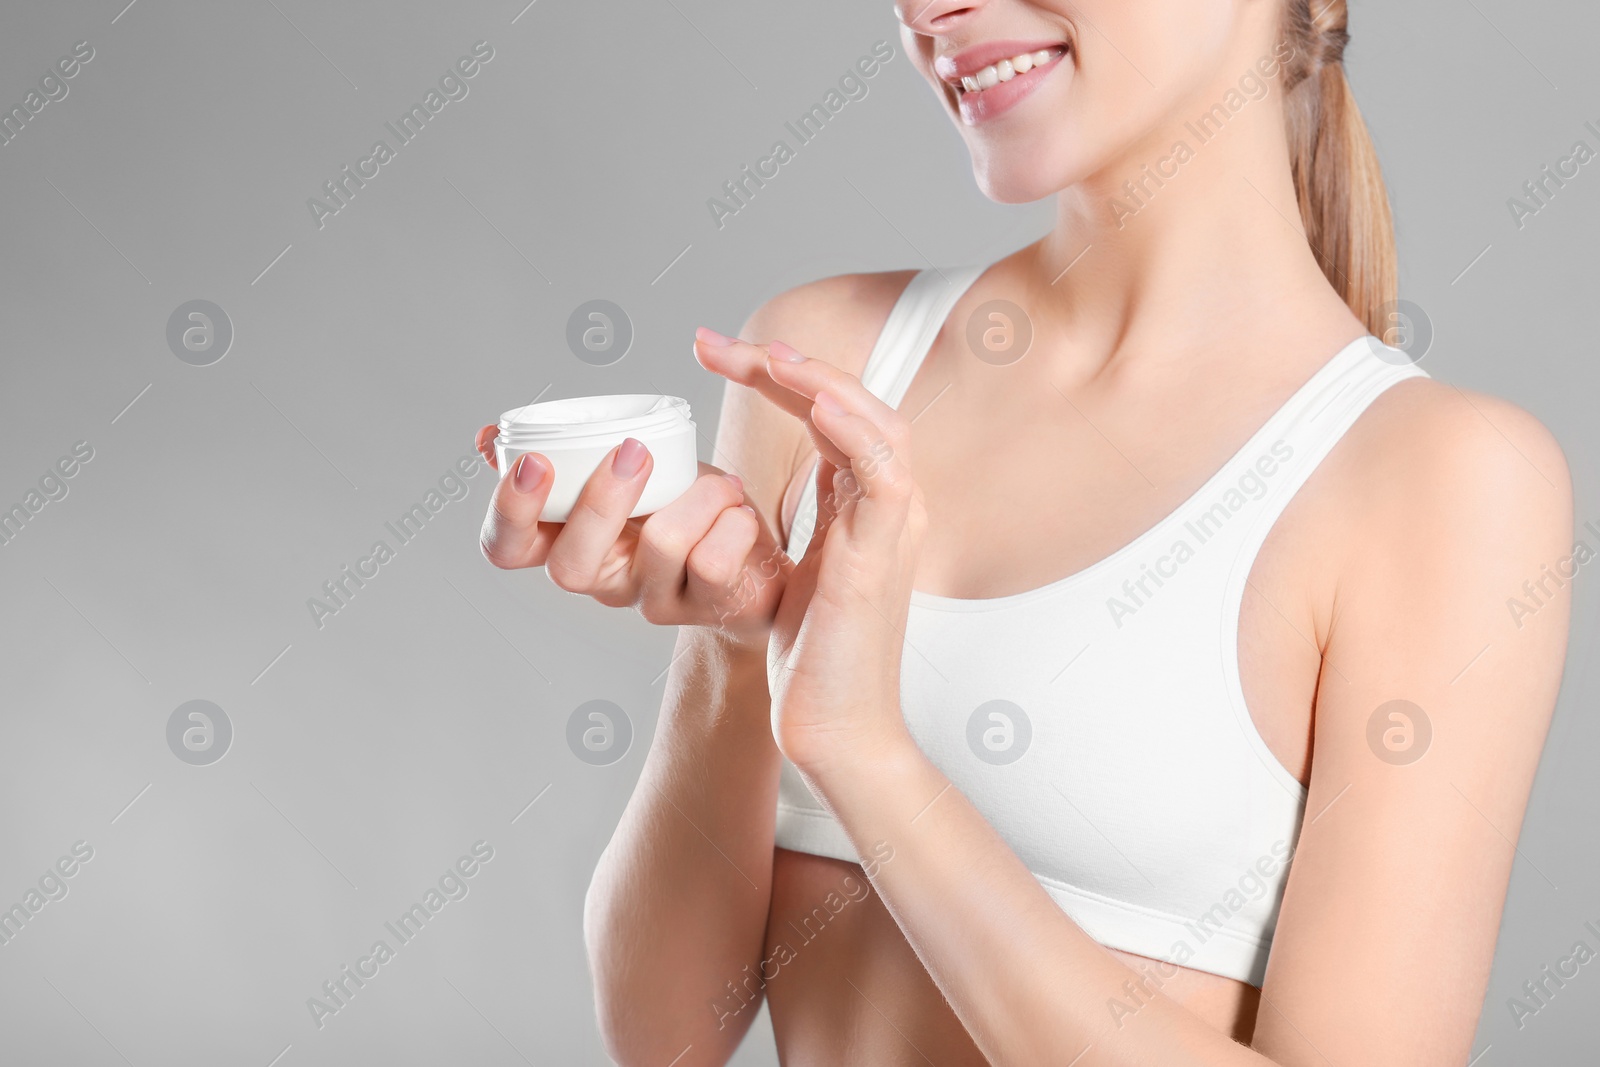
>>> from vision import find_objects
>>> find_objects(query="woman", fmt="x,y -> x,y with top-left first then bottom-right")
476,1 -> 1572,1063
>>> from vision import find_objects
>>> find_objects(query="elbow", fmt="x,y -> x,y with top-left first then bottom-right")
584,882 -> 741,1067
590,990 -> 660,1067
588,975 -> 693,1067
583,863 -> 749,1066
582,874 -> 625,1050
583,872 -> 655,1067
592,992 -> 746,1067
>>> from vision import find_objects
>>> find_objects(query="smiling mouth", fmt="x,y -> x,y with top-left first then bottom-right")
953,46 -> 1068,96
938,43 -> 1070,125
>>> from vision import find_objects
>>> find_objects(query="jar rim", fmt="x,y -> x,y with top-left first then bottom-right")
497,393 -> 692,443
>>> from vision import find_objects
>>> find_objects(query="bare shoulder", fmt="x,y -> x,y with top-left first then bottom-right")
738,269 -> 920,373
712,270 -> 920,522
1308,372 -> 1574,661
1336,375 -> 1571,538
1261,374 -> 1574,1061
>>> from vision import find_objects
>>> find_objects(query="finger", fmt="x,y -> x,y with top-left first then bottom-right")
697,332 -> 870,469
632,472 -> 746,616
543,438 -> 653,594
475,424 -> 500,470
685,504 -> 766,609
694,330 -> 815,423
480,452 -> 558,569
699,331 -> 911,463
803,456 -> 844,562
763,342 -> 903,429
810,396 -> 915,538
786,376 -> 910,532
809,393 -> 904,475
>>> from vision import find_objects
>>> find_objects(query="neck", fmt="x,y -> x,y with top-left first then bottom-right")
1022,86 -> 1359,369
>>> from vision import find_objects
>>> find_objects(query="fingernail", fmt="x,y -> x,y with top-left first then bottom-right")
723,473 -> 744,494
815,391 -> 847,416
513,453 -> 549,493
696,326 -> 738,347
769,341 -> 806,363
613,437 -> 648,478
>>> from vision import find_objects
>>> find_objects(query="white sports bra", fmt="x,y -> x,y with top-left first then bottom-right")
775,265 -> 1429,987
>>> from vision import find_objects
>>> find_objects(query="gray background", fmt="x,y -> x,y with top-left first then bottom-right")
0,0 -> 1595,1063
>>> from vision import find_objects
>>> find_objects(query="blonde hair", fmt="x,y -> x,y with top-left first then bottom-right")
1279,0 -> 1396,336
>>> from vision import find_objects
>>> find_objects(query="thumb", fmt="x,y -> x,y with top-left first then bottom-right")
800,458 -> 846,565
480,452 -> 558,569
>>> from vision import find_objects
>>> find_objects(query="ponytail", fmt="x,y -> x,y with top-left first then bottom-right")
1280,1 -> 1396,338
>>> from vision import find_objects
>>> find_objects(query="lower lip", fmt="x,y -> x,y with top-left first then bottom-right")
956,52 -> 1067,126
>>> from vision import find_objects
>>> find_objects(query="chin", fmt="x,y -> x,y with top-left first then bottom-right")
975,166 -> 1061,204
970,149 -> 1084,205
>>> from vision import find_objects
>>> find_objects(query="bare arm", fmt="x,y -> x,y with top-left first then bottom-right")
474,343 -> 797,1061
583,632 -> 782,1064
572,278 -> 915,1067
561,358 -> 798,1065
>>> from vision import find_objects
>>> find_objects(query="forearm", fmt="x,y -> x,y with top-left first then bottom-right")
584,628 -> 781,1066
804,738 -> 1273,1067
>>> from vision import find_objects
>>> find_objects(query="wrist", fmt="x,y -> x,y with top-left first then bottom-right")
676,626 -> 775,708
793,724 -> 938,831
785,712 -> 919,786
657,628 -> 775,746
689,621 -> 769,663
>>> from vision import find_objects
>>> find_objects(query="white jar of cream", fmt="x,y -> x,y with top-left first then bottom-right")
495,395 -> 698,522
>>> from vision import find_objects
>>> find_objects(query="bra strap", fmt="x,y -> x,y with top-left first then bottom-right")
862,265 -> 986,406
786,265 -> 986,557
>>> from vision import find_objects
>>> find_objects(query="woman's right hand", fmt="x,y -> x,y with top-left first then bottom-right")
473,425 -> 791,651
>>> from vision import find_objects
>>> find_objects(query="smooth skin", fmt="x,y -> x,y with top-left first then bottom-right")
477,0 -> 1572,1063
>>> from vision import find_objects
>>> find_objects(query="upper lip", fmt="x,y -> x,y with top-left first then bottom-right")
933,39 -> 1069,85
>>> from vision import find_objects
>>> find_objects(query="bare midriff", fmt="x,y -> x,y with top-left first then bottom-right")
762,848 -> 1260,1064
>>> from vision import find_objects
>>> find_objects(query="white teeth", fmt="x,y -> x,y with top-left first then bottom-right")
959,47 -> 1063,94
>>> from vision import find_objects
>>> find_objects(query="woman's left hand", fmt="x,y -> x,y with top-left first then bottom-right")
695,330 -> 922,774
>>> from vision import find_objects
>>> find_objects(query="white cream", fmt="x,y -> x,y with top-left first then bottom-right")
959,48 -> 1063,94
495,394 -> 698,523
